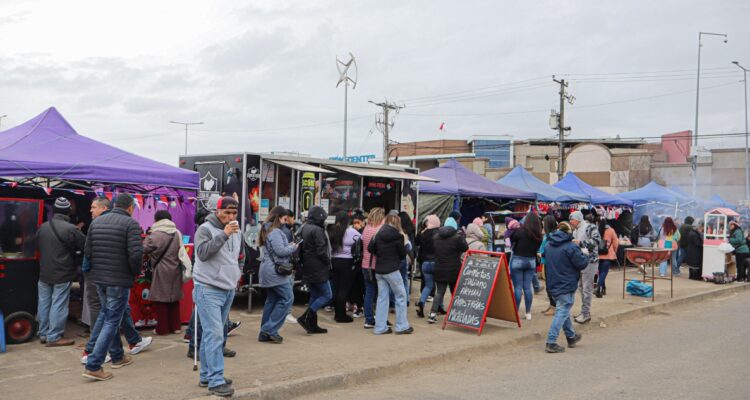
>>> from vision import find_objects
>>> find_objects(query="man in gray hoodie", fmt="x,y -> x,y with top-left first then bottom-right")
192,196 -> 242,397
569,211 -> 601,324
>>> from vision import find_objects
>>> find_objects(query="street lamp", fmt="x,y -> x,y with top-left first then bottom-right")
0,114 -> 7,131
692,32 -> 728,196
169,121 -> 204,155
732,61 -> 749,200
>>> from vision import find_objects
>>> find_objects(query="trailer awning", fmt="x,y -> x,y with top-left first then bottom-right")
267,159 -> 334,173
325,164 -> 439,182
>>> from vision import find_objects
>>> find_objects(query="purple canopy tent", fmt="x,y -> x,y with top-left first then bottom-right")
0,107 -> 199,233
418,159 -> 535,224
419,159 -> 535,199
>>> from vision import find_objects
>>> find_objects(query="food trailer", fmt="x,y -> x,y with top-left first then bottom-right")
179,152 -> 436,288
702,207 -> 740,280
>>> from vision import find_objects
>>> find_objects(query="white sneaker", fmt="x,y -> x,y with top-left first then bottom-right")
285,314 -> 297,323
134,320 -> 146,328
129,336 -> 153,355
81,352 -> 111,364
525,313 -> 532,321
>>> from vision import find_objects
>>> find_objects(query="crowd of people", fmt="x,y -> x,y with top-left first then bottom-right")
31,192 -> 750,396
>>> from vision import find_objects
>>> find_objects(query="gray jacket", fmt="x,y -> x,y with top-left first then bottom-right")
36,214 -> 85,284
193,214 -> 242,291
259,228 -> 296,288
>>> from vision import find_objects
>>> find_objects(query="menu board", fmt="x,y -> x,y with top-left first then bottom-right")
444,250 -> 519,335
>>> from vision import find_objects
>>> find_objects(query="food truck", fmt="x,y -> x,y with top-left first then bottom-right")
179,152 -> 436,288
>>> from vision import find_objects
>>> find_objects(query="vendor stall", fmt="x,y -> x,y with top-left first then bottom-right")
702,207 -> 740,280
418,159 -> 535,250
0,107 -> 199,343
180,152 -> 436,305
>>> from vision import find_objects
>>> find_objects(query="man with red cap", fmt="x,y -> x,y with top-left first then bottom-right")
192,196 -> 242,397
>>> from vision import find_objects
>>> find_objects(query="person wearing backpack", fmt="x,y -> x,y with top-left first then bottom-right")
258,207 -> 298,344
596,219 -> 618,298
631,215 -> 657,247
328,211 -> 361,323
36,197 -> 85,347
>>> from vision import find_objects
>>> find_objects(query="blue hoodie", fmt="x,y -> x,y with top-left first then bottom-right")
544,230 -> 590,297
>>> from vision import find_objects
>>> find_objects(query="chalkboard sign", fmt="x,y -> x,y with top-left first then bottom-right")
443,250 -> 519,335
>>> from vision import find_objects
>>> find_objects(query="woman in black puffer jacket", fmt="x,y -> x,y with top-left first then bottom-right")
298,206 -> 332,334
428,218 -> 468,323
368,215 -> 411,335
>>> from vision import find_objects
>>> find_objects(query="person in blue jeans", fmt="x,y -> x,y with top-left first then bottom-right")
360,208 -> 386,328
258,206 -> 297,343
83,194 -> 144,381
36,197 -> 85,346
191,196 -> 243,397
415,215 -> 440,317
369,214 -> 412,334
82,303 -> 152,363
297,206 -> 333,334
543,222 -> 589,353
509,212 -> 543,321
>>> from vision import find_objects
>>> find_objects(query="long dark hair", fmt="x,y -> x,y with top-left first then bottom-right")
328,211 -> 350,252
523,212 -> 543,241
598,219 -> 608,237
258,206 -> 287,246
638,215 -> 652,235
662,217 -> 677,236
542,214 -> 558,236
398,211 -> 415,239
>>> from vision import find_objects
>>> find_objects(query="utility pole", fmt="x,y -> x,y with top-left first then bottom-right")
551,76 -> 573,180
170,121 -> 204,155
733,61 -> 749,200
369,100 -> 404,165
0,114 -> 6,131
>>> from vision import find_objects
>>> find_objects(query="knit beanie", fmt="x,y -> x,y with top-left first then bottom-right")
53,197 -> 71,214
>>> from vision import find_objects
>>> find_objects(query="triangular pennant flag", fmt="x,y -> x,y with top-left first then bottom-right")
159,195 -> 168,204
135,194 -> 144,209
43,187 -> 52,195
105,192 -> 113,201
73,190 -> 85,196
10,182 -> 18,189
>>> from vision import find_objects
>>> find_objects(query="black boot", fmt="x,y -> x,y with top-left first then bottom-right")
309,311 -> 328,334
416,302 -> 425,318
595,287 -> 602,298
297,308 -> 313,334
602,287 -> 607,296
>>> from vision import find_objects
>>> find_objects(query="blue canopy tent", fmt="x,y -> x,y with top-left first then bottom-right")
497,166 -> 590,203
707,194 -> 736,209
620,181 -> 697,222
554,172 -> 632,206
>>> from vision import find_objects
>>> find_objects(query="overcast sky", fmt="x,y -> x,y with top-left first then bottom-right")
1,0 -> 748,165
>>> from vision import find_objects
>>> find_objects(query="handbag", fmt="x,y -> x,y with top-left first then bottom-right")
266,240 -> 294,276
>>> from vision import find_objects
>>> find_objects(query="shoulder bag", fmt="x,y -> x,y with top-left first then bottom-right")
49,219 -> 83,266
146,232 -> 175,271
266,236 -> 294,276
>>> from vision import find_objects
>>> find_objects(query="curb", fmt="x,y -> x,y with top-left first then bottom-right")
197,283 -> 749,400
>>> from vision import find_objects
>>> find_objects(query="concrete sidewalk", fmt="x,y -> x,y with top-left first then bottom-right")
1,269 -> 747,400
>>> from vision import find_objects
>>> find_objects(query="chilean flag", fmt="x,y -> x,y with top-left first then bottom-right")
439,122 -> 445,131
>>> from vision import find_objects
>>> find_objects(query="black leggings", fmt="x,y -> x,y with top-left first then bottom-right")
331,258 -> 355,320
736,253 -> 749,282
430,281 -> 455,314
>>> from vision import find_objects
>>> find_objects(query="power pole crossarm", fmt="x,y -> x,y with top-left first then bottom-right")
369,100 -> 404,166
170,121 -> 204,155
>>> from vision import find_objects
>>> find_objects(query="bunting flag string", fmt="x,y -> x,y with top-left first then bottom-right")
0,181 -> 197,203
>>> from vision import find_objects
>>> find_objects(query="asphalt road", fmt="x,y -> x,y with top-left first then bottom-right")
299,290 -> 750,400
